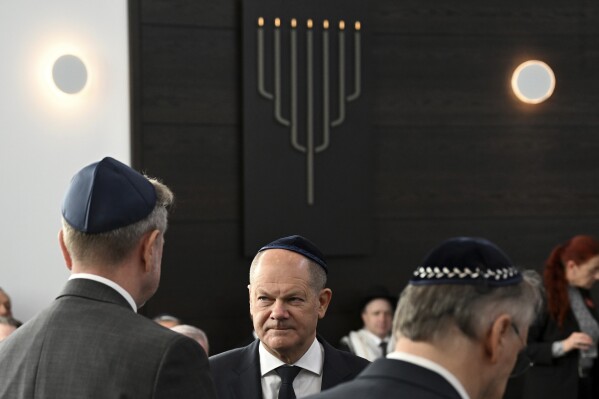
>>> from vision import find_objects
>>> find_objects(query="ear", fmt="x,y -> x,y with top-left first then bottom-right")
317,288 -> 333,319
484,314 -> 512,364
58,229 -> 73,270
142,229 -> 161,273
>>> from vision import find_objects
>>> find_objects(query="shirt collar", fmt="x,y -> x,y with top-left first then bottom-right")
387,351 -> 470,399
69,273 -> 137,312
360,328 -> 389,345
259,337 -> 323,376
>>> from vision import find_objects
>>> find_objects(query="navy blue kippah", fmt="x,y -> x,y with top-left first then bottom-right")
361,285 -> 397,311
61,157 -> 156,234
410,237 -> 522,287
258,235 -> 328,273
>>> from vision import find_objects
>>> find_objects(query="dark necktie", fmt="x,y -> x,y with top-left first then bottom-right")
379,341 -> 388,357
276,365 -> 302,399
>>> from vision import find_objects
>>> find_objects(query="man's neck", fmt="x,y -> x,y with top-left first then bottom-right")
71,262 -> 142,307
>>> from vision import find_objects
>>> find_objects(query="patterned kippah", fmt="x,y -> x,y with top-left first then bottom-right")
258,235 -> 328,273
410,237 -> 522,287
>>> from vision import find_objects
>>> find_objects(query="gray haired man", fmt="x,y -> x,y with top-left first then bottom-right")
305,237 -> 543,399
0,157 -> 216,399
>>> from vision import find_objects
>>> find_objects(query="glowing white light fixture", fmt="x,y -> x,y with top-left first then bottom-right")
52,54 -> 88,94
511,60 -> 555,104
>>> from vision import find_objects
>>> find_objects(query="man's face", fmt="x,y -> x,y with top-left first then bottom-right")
249,249 -> 331,363
361,298 -> 393,339
0,291 -> 12,318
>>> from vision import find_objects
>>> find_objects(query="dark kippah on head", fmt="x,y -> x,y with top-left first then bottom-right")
61,157 -> 157,234
258,235 -> 328,273
410,237 -> 522,287
361,285 -> 397,311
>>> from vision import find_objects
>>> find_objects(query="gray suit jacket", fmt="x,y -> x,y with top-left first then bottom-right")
209,336 -> 369,399
303,358 -> 463,399
0,279 -> 216,399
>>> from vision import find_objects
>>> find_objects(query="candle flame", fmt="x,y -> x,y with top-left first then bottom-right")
355,21 -> 361,31
291,18 -> 297,28
307,19 -> 313,29
258,17 -> 264,27
275,18 -> 281,28
339,20 -> 345,30
323,20 -> 329,29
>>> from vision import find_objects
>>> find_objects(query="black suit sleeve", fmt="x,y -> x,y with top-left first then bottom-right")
153,334 -> 217,399
526,309 -> 556,366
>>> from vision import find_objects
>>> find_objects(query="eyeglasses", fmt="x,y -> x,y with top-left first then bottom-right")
509,323 -> 533,378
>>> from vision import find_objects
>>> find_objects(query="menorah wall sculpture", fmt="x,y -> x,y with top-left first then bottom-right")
256,17 -> 362,205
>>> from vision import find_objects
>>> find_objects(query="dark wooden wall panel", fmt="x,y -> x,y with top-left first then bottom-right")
131,0 -> 599,358
373,35 -> 599,126
142,125 -> 240,221
374,1 -> 599,35
376,126 -> 599,219
141,27 -> 239,124
141,0 -> 238,28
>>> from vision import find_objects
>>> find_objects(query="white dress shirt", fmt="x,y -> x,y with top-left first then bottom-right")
343,328 -> 395,361
259,338 -> 324,399
69,273 -> 137,312
387,351 -> 470,399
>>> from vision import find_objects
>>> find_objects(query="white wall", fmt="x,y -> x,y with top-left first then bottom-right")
0,0 -> 130,322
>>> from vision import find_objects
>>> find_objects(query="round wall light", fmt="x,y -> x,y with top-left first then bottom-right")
52,54 -> 88,94
511,60 -> 555,104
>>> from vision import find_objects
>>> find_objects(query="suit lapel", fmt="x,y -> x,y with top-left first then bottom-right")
320,336 -> 354,390
230,340 -> 263,399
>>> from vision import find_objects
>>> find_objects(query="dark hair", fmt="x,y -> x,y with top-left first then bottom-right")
544,235 -> 599,326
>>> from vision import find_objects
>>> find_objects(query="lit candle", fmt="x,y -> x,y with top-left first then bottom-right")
347,21 -> 361,101
319,19 -> 330,152
274,17 -> 289,125
332,20 -> 346,126
306,18 -> 314,204
257,17 -> 272,99
290,18 -> 300,150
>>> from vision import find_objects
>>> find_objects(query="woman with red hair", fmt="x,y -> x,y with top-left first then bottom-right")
524,235 -> 599,399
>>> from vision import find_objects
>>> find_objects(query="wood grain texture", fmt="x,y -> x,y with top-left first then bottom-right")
375,125 -> 599,219
141,26 -> 240,124
141,0 -> 239,28
140,0 -> 599,35
372,0 -> 599,35
141,124 -> 240,221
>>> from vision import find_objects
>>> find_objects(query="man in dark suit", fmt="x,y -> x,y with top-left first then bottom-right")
0,157 -> 216,399
210,235 -> 369,399
304,237 -> 544,399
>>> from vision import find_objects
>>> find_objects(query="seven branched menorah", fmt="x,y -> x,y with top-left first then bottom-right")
257,17 -> 362,205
